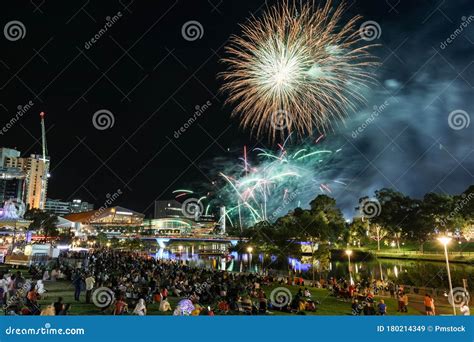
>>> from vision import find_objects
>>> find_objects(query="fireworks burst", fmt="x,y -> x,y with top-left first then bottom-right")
216,138 -> 349,227
220,0 -> 378,141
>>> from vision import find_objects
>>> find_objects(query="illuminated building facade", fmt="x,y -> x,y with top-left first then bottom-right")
45,198 -> 94,216
4,154 -> 50,210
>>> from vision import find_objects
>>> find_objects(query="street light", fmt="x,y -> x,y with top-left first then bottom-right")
438,236 -> 456,315
345,250 -> 354,285
247,246 -> 253,272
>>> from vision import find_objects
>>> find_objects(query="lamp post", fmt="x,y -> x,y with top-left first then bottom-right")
345,250 -> 354,285
247,246 -> 253,272
438,236 -> 456,315
178,245 -> 183,263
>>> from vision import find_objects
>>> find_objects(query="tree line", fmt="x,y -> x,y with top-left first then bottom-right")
230,185 -> 473,277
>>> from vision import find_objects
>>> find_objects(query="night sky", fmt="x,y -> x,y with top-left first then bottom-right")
1,0 -> 473,218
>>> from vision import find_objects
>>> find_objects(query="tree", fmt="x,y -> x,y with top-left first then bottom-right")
355,196 -> 387,250
96,232 -> 108,247
300,195 -> 346,282
423,192 -> 462,234
348,217 -> 369,247
24,209 -> 59,241
403,198 -> 433,253
459,185 -> 474,240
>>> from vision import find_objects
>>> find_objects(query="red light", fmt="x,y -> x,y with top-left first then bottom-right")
40,111 -> 45,117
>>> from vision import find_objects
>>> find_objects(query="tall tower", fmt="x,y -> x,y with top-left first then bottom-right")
38,112 -> 50,209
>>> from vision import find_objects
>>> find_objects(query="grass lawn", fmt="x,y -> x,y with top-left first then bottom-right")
2,266 -> 454,316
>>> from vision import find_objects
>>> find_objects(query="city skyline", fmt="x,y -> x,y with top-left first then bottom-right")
0,0 -> 472,219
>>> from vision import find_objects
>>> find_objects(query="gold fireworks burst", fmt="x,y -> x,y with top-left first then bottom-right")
220,0 -> 379,141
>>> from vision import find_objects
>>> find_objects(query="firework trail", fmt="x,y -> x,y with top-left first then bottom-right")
215,138 -> 351,227
220,0 -> 378,141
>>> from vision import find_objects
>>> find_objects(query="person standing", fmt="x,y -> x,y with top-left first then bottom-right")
72,271 -> 82,302
424,294 -> 435,316
402,293 -> 409,313
397,292 -> 404,312
85,274 -> 95,304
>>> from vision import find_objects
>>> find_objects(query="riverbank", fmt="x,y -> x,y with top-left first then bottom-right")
374,251 -> 474,264
333,241 -> 474,264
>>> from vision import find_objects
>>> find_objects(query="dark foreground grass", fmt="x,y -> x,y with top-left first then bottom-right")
2,266 -> 453,316
34,281 -> 451,316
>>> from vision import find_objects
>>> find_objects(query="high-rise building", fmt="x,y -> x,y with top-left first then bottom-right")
0,114 -> 50,210
44,199 -> 71,216
0,148 -> 25,205
0,148 -> 21,165
45,198 -> 94,216
4,154 -> 50,210
0,167 -> 26,204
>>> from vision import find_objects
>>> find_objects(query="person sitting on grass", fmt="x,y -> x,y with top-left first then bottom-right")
240,295 -> 253,314
298,298 -> 306,312
113,296 -> 128,315
257,290 -> 267,314
377,299 -> 387,315
53,297 -> 63,315
35,280 -> 46,296
40,304 -> 55,316
363,302 -> 376,316
26,287 -> 40,315
159,298 -> 172,312
217,299 -> 230,313
305,299 -> 317,312
351,299 -> 361,315
132,298 -> 147,316
59,303 -> 71,315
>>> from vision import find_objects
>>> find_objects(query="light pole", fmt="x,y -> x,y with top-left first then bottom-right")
345,249 -> 354,285
438,236 -> 456,315
247,246 -> 253,272
178,245 -> 183,263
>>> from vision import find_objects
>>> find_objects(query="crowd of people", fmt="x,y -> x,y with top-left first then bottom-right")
1,249 -> 469,316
